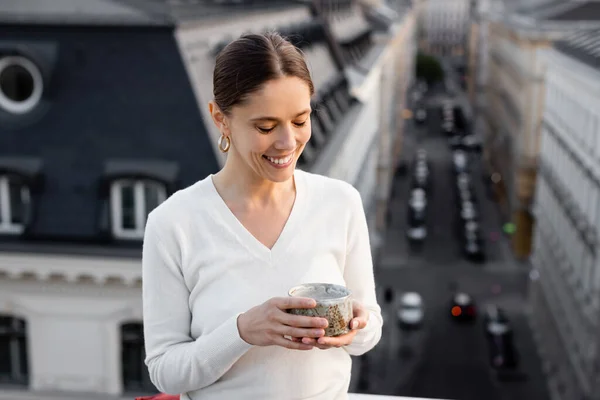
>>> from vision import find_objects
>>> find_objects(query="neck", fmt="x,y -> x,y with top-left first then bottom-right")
214,152 -> 295,206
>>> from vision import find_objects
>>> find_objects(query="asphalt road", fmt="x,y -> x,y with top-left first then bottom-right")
353,93 -> 550,400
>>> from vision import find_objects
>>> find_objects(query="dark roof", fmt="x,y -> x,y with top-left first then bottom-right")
0,0 -> 306,26
555,29 -> 600,70
0,26 -> 219,241
516,0 -> 600,21
548,1 -> 600,21
0,0 -> 165,26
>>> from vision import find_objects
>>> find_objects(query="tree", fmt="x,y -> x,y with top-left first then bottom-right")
415,52 -> 444,84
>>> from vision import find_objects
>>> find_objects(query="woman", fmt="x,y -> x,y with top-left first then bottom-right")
142,32 -> 383,400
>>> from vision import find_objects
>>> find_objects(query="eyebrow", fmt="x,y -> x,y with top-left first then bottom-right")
250,109 -> 312,122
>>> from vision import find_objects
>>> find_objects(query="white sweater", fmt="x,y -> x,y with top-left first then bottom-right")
142,169 -> 383,400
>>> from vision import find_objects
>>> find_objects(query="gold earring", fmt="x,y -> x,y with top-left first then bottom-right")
218,134 -> 231,153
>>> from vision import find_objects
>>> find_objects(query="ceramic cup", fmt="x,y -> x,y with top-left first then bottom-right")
287,283 -> 353,337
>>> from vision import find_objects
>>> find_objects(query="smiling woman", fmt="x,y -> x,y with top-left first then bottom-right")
142,32 -> 382,400
209,33 -> 314,183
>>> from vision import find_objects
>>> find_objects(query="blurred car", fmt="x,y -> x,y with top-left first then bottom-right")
459,201 -> 478,221
406,224 -> 427,241
450,292 -> 477,322
415,108 -> 427,124
483,305 -> 510,336
398,292 -> 424,328
407,188 -> 427,228
461,135 -> 483,152
463,236 -> 486,263
484,308 -> 519,369
452,150 -> 468,173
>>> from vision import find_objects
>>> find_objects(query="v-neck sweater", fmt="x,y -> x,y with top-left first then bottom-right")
142,169 -> 383,400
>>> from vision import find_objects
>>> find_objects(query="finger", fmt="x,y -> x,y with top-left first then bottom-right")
352,301 -> 368,317
349,317 -> 368,330
301,337 -> 331,350
272,297 -> 316,310
277,310 -> 328,329
317,330 -> 357,347
276,325 -> 325,339
272,335 -> 314,350
301,337 -> 317,345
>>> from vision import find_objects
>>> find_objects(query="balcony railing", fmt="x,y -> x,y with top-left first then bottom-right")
349,395 -> 446,400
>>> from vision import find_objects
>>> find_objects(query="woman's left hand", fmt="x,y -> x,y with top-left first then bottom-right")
295,301 -> 369,349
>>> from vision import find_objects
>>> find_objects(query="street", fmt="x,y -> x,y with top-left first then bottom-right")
352,92 -> 551,400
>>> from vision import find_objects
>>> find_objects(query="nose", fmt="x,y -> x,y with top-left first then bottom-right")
274,124 -> 297,151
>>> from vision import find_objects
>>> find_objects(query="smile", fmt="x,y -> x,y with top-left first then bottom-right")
263,154 -> 294,168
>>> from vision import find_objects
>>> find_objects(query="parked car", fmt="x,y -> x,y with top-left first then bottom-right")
483,305 -> 510,336
415,107 -> 427,124
406,224 -> 427,241
407,187 -> 427,227
450,292 -> 477,322
463,236 -> 486,263
397,292 -> 424,328
484,308 -> 519,369
459,201 -> 478,221
452,150 -> 469,174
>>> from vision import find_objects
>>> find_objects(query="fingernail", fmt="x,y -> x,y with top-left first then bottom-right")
352,321 -> 358,329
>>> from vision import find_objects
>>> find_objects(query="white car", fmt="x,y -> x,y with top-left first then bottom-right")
397,292 -> 424,327
406,225 -> 427,241
415,108 -> 427,123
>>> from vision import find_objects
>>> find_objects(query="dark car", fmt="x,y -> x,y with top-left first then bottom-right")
461,135 -> 483,152
485,316 -> 519,370
463,235 -> 486,263
483,306 -> 510,336
450,292 -> 477,322
414,107 -> 427,124
407,188 -> 427,225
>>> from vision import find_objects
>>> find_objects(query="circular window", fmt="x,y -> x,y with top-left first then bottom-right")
0,56 -> 43,114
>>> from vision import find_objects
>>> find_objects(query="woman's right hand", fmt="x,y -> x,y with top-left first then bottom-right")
237,297 -> 329,350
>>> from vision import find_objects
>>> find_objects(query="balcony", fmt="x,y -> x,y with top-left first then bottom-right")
0,390 -> 446,400
349,395 -> 444,400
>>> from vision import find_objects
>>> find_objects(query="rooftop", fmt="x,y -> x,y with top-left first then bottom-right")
0,0 -> 306,25
554,28 -> 600,70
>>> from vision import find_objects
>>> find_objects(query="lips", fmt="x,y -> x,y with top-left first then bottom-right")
263,154 -> 293,166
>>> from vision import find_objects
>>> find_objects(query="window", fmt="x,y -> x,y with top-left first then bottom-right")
0,315 -> 28,385
121,323 -> 156,393
110,179 -> 166,239
0,56 -> 43,114
0,175 -> 31,235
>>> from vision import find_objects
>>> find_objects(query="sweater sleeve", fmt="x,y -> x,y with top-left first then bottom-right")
343,188 -> 383,356
142,213 -> 252,394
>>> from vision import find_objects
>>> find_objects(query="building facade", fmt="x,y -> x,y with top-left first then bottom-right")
419,0 -> 470,63
472,0 -> 600,259
529,29 -> 600,400
0,0 -> 416,399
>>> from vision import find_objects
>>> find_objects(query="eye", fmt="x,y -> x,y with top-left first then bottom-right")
257,126 -> 275,134
293,119 -> 308,128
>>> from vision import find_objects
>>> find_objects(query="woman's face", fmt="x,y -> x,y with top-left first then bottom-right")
213,76 -> 312,183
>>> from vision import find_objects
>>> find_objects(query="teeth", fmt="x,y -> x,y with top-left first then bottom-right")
266,155 -> 292,165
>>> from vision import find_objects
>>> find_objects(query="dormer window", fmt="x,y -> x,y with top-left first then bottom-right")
0,175 -> 30,234
110,179 -> 166,240
0,157 -> 41,236
103,159 -> 178,240
0,56 -> 44,115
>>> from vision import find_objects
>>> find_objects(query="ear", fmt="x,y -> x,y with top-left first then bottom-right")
208,101 -> 230,135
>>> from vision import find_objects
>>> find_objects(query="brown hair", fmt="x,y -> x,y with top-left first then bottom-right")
213,32 -> 315,115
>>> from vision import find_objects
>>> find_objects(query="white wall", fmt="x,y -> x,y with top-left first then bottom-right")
0,278 -> 142,396
424,0 -> 469,51
530,46 -> 600,399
